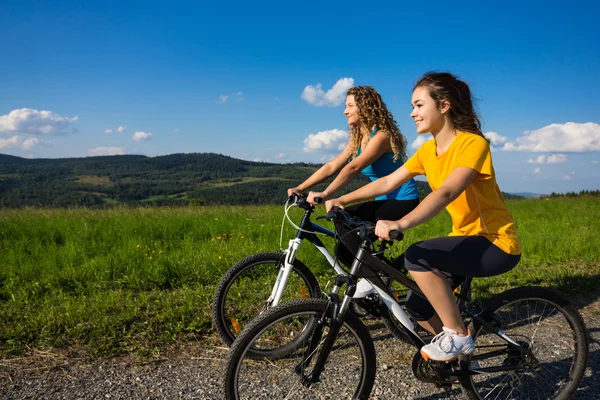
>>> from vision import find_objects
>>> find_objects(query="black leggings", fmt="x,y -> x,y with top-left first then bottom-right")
334,199 -> 420,266
404,236 -> 521,321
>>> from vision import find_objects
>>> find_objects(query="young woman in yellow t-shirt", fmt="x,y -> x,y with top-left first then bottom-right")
326,72 -> 521,362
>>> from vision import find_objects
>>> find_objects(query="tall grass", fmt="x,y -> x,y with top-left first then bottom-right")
0,198 -> 598,357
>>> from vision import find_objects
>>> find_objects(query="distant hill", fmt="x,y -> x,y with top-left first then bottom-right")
0,152 -> 526,208
0,152 -> 431,208
509,192 -> 543,198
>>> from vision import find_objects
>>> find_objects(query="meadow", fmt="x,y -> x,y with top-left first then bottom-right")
0,197 -> 599,358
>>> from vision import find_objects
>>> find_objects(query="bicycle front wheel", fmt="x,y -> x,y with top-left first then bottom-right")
212,252 -> 321,348
223,298 -> 376,400
460,286 -> 589,400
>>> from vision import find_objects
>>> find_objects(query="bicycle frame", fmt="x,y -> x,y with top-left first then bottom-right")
266,203 -> 347,307
306,234 -> 539,383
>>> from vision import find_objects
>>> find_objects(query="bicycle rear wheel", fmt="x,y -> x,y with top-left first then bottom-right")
211,252 -> 321,356
223,298 -> 376,400
460,286 -> 589,400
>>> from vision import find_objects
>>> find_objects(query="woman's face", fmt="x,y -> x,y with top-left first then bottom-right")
344,95 -> 360,126
410,86 -> 445,134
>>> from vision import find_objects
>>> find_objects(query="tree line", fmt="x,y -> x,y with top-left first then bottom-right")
0,152 -> 540,208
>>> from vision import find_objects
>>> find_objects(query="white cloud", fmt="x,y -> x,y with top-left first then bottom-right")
0,135 -> 41,150
562,170 -> 576,180
274,152 -> 286,159
411,135 -> 433,149
301,78 -> 354,107
592,160 -> 598,164
217,95 -> 229,104
105,126 -> 125,134
22,137 -> 40,150
88,146 -> 125,156
528,155 -> 546,164
546,154 -> 568,164
234,92 -> 245,101
303,129 -> 348,152
527,154 -> 568,164
484,131 -> 509,147
533,167 -> 541,174
500,122 -> 600,152
0,108 -> 78,135
132,131 -> 152,142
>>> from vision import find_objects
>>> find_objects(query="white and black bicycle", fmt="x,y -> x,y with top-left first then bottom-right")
211,194 -> 412,358
223,207 -> 589,399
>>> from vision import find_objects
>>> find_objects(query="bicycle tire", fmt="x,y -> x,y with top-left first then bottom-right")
211,252 -> 321,353
223,298 -> 376,400
460,286 -> 589,400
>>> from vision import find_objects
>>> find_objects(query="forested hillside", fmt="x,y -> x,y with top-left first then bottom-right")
0,152 -> 523,207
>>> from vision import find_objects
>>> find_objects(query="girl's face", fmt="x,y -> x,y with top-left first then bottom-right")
344,95 -> 360,126
410,86 -> 446,134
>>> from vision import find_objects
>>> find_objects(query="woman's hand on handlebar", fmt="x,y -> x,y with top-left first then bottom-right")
287,187 -> 303,197
325,198 -> 344,212
307,191 -> 325,205
375,219 -> 403,241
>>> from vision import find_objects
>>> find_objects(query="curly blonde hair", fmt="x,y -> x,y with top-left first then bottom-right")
346,86 -> 407,162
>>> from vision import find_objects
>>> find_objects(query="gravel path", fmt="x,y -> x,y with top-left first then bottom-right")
1,295 -> 599,400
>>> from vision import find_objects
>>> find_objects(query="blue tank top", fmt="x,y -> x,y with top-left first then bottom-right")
357,129 -> 420,201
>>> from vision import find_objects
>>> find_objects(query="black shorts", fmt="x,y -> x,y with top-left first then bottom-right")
404,235 -> 520,320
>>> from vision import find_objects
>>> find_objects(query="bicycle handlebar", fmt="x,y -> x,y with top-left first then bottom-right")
325,207 -> 404,242
287,193 -> 323,209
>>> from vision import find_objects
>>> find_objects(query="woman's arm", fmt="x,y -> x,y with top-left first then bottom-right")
322,131 -> 391,197
374,166 -> 477,240
287,143 -> 351,196
307,132 -> 391,203
326,165 -> 417,210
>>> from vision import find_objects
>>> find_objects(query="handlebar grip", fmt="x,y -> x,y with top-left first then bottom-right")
287,193 -> 304,202
389,230 -> 404,241
313,197 -> 323,204
325,206 -> 340,221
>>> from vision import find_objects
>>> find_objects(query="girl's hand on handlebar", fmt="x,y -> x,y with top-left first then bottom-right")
325,198 -> 344,212
375,219 -> 402,241
307,191 -> 325,205
287,187 -> 302,197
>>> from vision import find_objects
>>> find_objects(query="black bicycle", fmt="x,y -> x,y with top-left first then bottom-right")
223,208 -> 589,399
212,194 -> 413,358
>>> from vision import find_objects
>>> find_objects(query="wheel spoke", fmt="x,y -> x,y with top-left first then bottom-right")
465,289 -> 587,400
225,300 -> 376,399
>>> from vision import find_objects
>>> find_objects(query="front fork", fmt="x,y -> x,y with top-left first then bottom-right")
299,254 -> 361,385
266,238 -> 303,307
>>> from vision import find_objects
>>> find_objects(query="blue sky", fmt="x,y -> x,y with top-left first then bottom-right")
1,0 -> 599,194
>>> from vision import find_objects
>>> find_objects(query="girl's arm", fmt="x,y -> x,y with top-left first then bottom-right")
326,165 -> 417,210
287,142 -> 351,196
308,131 -> 391,203
374,167 -> 477,240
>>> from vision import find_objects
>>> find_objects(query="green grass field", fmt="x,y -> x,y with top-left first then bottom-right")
1,198 -> 599,358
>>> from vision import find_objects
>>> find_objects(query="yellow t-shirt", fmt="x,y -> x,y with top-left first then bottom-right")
404,132 -> 521,255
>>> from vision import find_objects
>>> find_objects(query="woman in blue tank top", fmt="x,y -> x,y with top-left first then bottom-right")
288,86 -> 419,297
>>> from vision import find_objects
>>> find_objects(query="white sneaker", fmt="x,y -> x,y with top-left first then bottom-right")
420,327 -> 475,362
353,279 -> 377,298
